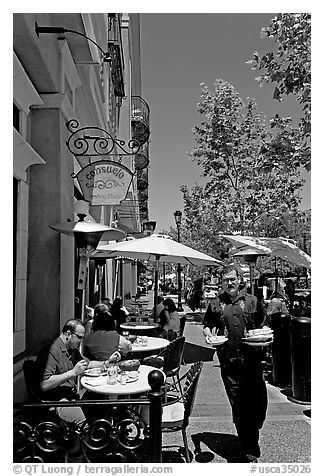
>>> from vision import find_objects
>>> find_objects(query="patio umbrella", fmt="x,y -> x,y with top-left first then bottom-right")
221,235 -> 311,269
93,233 -> 223,317
222,234 -> 311,295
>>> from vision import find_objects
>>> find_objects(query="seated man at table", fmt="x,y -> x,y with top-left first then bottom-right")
36,319 -> 111,427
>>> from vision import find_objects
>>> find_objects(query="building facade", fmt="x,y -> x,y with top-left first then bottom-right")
13,13 -> 151,400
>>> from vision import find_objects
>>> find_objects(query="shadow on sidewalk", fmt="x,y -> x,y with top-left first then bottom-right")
191,431 -> 245,463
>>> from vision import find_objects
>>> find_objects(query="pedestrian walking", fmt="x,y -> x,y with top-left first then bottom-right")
203,264 -> 267,463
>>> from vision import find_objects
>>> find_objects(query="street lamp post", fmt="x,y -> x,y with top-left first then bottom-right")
174,210 -> 184,312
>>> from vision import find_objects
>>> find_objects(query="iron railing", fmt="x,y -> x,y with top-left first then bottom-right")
14,371 -> 164,463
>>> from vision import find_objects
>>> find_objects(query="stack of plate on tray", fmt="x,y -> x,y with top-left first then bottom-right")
242,327 -> 273,347
206,335 -> 228,346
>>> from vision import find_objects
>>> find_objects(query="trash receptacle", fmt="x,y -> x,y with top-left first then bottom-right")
270,313 -> 292,387
290,316 -> 311,404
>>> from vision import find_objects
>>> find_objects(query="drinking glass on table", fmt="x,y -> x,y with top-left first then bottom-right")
120,371 -> 128,385
141,335 -> 148,347
128,334 -> 137,344
123,330 -> 129,339
107,364 -> 118,384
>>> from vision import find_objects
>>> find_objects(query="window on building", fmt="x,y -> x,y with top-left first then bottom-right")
13,103 -> 20,132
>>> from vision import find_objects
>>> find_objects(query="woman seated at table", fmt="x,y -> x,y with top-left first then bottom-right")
83,307 -> 131,361
163,298 -> 180,339
151,309 -> 168,339
110,297 -> 129,334
85,302 -> 110,335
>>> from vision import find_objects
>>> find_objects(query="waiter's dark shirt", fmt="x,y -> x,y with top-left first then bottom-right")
203,290 -> 265,363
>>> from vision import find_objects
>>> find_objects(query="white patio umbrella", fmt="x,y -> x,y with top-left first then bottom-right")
222,234 -> 311,294
221,235 -> 311,269
93,233 -> 223,317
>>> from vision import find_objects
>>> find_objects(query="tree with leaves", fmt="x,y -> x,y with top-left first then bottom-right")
179,80 -> 305,272
247,13 -> 311,170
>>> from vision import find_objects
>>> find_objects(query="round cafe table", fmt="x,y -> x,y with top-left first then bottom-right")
127,336 -> 169,361
130,336 -> 169,354
120,322 -> 158,333
81,365 -> 163,396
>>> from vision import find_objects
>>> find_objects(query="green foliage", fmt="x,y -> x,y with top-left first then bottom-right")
177,79 -> 307,274
247,13 -> 311,170
188,80 -> 304,233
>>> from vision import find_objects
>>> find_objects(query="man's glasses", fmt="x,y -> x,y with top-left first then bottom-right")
72,332 -> 84,340
222,277 -> 237,283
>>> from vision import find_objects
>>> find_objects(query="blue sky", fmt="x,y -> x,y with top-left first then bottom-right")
140,13 -> 311,232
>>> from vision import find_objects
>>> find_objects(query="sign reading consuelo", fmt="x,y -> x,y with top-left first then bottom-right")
75,160 -> 134,206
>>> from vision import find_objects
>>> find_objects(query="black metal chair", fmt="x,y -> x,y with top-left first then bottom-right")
163,337 -> 186,396
178,315 -> 187,337
142,337 -> 186,396
178,316 -> 187,365
23,359 -> 43,401
161,361 -> 203,462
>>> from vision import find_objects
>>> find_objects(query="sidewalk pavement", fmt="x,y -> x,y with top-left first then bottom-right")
159,300 -> 311,464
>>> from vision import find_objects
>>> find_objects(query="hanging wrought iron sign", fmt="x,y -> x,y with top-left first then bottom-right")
67,119 -> 137,205
67,119 -> 141,157
72,160 -> 134,206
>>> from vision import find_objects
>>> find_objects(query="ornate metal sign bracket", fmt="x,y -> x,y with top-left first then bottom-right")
67,120 -> 137,206
66,119 -> 140,158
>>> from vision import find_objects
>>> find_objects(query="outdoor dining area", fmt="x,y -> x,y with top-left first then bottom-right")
14,331 -> 199,463
13,229 -> 311,464
14,230 -> 222,464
